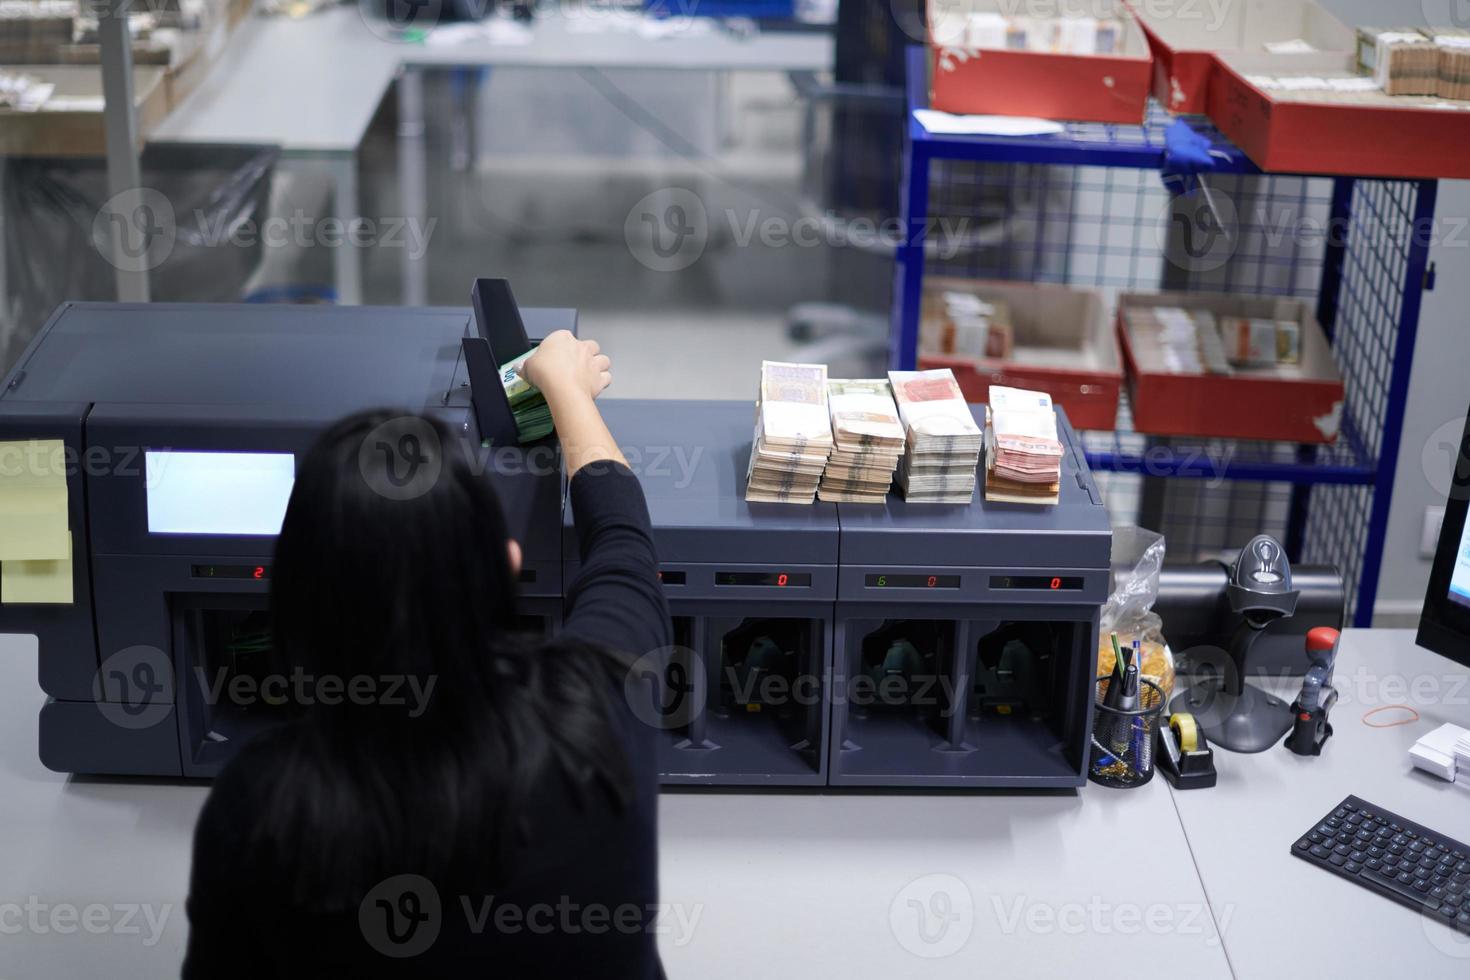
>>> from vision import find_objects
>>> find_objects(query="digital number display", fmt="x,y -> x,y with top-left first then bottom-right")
658,570 -> 687,585
866,574 -> 960,589
990,575 -> 1084,591
715,571 -> 811,588
192,564 -> 270,581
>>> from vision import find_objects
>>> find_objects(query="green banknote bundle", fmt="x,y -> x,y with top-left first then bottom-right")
500,350 -> 553,444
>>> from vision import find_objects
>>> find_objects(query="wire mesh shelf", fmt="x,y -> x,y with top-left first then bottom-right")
1078,402 -> 1376,486
893,47 -> 1439,625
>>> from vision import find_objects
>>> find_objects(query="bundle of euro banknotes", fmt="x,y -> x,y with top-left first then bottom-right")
745,361 -> 835,504
984,385 -> 1063,506
502,350 -> 553,443
890,369 -> 983,504
818,379 -> 906,503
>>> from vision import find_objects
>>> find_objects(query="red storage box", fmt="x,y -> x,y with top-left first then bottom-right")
1128,0 -> 1354,114
1207,50 -> 1470,180
1117,292 -> 1345,444
918,278 -> 1121,431
927,0 -> 1153,124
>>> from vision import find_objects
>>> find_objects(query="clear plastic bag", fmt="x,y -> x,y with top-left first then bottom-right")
1098,526 -> 1175,696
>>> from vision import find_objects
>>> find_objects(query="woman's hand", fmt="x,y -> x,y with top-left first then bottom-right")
522,330 -> 612,404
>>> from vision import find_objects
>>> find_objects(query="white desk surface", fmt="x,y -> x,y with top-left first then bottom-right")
1175,629 -> 1470,976
152,6 -> 834,154
0,629 -> 1466,976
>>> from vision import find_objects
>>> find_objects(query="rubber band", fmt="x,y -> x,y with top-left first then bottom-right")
1362,705 -> 1421,728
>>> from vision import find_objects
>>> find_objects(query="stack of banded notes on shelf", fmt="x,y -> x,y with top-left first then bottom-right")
888,369 -> 982,504
1433,29 -> 1470,101
1150,306 -> 1231,375
1357,27 -> 1440,97
953,12 -> 1121,55
985,385 -> 1064,506
502,350 -> 553,443
818,379 -> 905,503
745,361 -> 834,504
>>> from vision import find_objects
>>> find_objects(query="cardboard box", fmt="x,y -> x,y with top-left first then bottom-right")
1117,292 -> 1344,444
919,278 -> 1121,431
0,66 -> 169,158
1129,0 -> 1355,114
1207,50 -> 1470,179
928,0 -> 1153,124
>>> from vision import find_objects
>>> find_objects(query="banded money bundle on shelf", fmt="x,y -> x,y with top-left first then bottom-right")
934,290 -> 1014,360
888,368 -> 982,504
984,385 -> 1063,506
1128,306 -> 1232,375
1357,27 -> 1439,97
1435,29 -> 1470,101
501,350 -> 553,443
957,12 -> 1121,55
818,379 -> 905,503
745,361 -> 834,505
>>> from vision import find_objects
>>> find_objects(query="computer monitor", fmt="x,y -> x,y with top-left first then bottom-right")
1417,405 -> 1470,663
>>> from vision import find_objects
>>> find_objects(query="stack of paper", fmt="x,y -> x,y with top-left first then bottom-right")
745,361 -> 834,505
818,379 -> 905,503
1409,723 -> 1467,782
984,385 -> 1063,506
888,369 -> 982,504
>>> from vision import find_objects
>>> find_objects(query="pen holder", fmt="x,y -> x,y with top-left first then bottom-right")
1089,676 -> 1166,789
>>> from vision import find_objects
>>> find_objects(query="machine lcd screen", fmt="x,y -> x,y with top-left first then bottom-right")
145,451 -> 296,535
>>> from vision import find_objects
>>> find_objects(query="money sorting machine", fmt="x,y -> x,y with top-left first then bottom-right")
2,301 -> 1111,787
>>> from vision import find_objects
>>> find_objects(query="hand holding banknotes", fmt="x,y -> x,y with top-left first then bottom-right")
519,330 -> 624,477
521,330 -> 613,401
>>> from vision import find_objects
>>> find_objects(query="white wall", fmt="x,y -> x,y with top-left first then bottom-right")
1314,0 -> 1470,622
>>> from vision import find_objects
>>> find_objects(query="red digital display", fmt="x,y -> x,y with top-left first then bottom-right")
991,575 -> 1084,591
716,571 -> 812,587
192,564 -> 271,581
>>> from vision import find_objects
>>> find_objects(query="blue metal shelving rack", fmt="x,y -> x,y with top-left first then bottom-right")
894,48 -> 1437,627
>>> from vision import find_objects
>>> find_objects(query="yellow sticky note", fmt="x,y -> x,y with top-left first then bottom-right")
2,531 -> 73,604
0,439 -> 69,561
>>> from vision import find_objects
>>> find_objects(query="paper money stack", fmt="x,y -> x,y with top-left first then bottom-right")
745,361 -> 834,504
1435,30 -> 1470,101
501,350 -> 553,443
0,1 -> 75,64
934,290 -> 1014,360
1358,28 -> 1439,96
984,386 -> 1064,506
888,369 -> 983,504
818,379 -> 905,503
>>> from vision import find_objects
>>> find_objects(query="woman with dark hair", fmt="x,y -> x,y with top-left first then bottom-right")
182,331 -> 671,977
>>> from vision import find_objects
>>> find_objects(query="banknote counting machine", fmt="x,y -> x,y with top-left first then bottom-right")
1,301 -> 1110,786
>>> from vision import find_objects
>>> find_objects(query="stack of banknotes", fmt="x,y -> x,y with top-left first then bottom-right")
817,379 -> 906,503
984,385 -> 1063,506
889,369 -> 983,504
745,361 -> 834,504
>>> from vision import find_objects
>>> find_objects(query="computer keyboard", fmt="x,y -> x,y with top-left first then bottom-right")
1293,795 -> 1470,935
